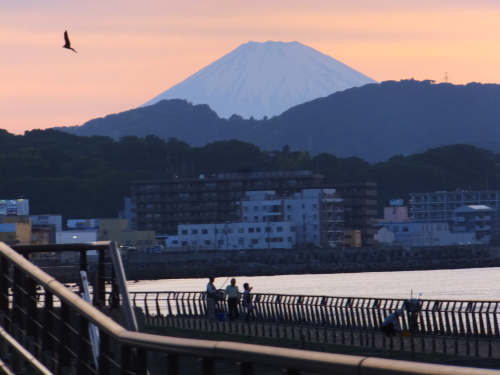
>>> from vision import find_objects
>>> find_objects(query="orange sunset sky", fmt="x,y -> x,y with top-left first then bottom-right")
2,0 -> 500,135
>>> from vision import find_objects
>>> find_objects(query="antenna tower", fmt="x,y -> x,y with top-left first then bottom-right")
444,72 -> 449,83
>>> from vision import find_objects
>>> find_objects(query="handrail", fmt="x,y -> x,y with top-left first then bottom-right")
1,242 -> 499,374
0,325 -> 52,375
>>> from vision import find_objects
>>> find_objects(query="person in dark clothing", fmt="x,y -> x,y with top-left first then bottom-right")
206,275 -> 217,320
380,309 -> 403,337
242,283 -> 255,322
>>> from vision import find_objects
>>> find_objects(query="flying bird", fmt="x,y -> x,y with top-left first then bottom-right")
63,30 -> 77,53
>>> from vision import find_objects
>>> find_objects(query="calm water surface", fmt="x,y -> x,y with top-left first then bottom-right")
126,267 -> 500,301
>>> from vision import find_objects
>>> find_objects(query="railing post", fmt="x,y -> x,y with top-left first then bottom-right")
59,302 -> 72,373
98,330 -> 111,374
79,250 -> 87,296
167,353 -> 180,375
94,249 -> 106,307
0,255 -> 9,331
202,358 -> 215,375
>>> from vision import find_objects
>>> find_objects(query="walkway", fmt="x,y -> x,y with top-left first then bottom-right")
147,315 -> 500,359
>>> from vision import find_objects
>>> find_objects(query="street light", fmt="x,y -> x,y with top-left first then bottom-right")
73,235 -> 78,243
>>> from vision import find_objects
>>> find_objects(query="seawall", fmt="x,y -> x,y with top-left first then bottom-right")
122,244 -> 500,280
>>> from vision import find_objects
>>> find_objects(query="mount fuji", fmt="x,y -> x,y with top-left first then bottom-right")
141,41 -> 377,119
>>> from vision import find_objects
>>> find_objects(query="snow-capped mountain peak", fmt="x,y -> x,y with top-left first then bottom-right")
141,41 -> 377,119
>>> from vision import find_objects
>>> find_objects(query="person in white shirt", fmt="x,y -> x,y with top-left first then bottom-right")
224,278 -> 240,321
206,275 -> 217,320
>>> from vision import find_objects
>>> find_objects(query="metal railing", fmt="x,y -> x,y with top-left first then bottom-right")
1,242 -> 499,374
129,291 -> 500,338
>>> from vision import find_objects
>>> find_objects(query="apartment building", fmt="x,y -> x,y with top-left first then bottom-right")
241,189 -> 344,248
178,221 -> 297,250
131,171 -> 377,245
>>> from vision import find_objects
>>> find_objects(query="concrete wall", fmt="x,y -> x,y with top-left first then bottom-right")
122,244 -> 500,281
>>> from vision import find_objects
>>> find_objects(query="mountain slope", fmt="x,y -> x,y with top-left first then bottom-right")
59,80 -> 500,163
141,41 -> 377,119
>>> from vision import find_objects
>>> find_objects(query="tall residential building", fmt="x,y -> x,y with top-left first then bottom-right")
241,189 -> 344,248
131,171 -> 377,245
409,190 -> 500,232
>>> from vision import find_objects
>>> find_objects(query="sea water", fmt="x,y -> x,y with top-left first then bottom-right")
126,267 -> 500,301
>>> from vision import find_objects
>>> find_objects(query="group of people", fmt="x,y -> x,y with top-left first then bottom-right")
206,276 -> 255,322
207,275 -> 414,333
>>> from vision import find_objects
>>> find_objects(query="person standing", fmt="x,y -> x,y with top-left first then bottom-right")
206,275 -> 217,320
242,283 -> 255,322
224,278 -> 240,321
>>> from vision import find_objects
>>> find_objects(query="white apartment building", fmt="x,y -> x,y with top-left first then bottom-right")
376,221 -> 476,249
241,189 -> 344,248
178,221 -> 297,250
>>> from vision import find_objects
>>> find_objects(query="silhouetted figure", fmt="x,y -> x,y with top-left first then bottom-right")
63,30 -> 77,53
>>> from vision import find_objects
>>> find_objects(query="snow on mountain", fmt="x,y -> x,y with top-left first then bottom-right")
141,41 -> 377,119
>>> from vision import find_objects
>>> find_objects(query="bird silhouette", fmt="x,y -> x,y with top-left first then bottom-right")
63,30 -> 77,53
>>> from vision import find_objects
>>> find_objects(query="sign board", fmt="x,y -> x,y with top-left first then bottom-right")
390,199 -> 404,206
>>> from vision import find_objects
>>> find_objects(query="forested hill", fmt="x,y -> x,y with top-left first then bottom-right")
0,128 -> 499,222
59,80 -> 500,162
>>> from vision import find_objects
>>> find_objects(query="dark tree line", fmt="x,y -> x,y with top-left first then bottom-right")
1,128 -> 499,221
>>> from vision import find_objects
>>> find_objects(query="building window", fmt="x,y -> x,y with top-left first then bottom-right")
172,240 -> 178,245
254,216 -> 259,221
244,206 -> 248,211
202,229 -> 208,234
238,238 -> 244,245
291,227 -> 296,232
312,204 -> 317,209
181,230 -> 187,235
192,230 -> 198,235
243,216 -> 248,221
256,227 -> 261,232
288,237 -> 293,242
181,241 -> 188,246
204,240 -> 211,245
248,228 -> 255,233
403,226 -> 409,232
254,206 -> 259,211
265,227 -> 271,232
287,205 -> 292,209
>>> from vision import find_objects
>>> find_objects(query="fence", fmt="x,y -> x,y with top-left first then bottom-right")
129,291 -> 500,338
1,242 -> 500,374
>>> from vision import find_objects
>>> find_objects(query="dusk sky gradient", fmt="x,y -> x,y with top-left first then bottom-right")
3,0 -> 500,135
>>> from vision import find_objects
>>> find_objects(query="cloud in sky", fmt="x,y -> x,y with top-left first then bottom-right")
2,0 -> 500,134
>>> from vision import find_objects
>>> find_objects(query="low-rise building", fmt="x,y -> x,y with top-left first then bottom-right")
178,222 -> 297,250
0,217 -> 31,245
98,218 -> 156,250
344,230 -> 362,247
451,205 -> 497,243
376,221 -> 476,249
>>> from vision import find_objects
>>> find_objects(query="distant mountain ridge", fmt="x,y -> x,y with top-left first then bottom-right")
141,41 -> 377,119
58,80 -> 500,162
